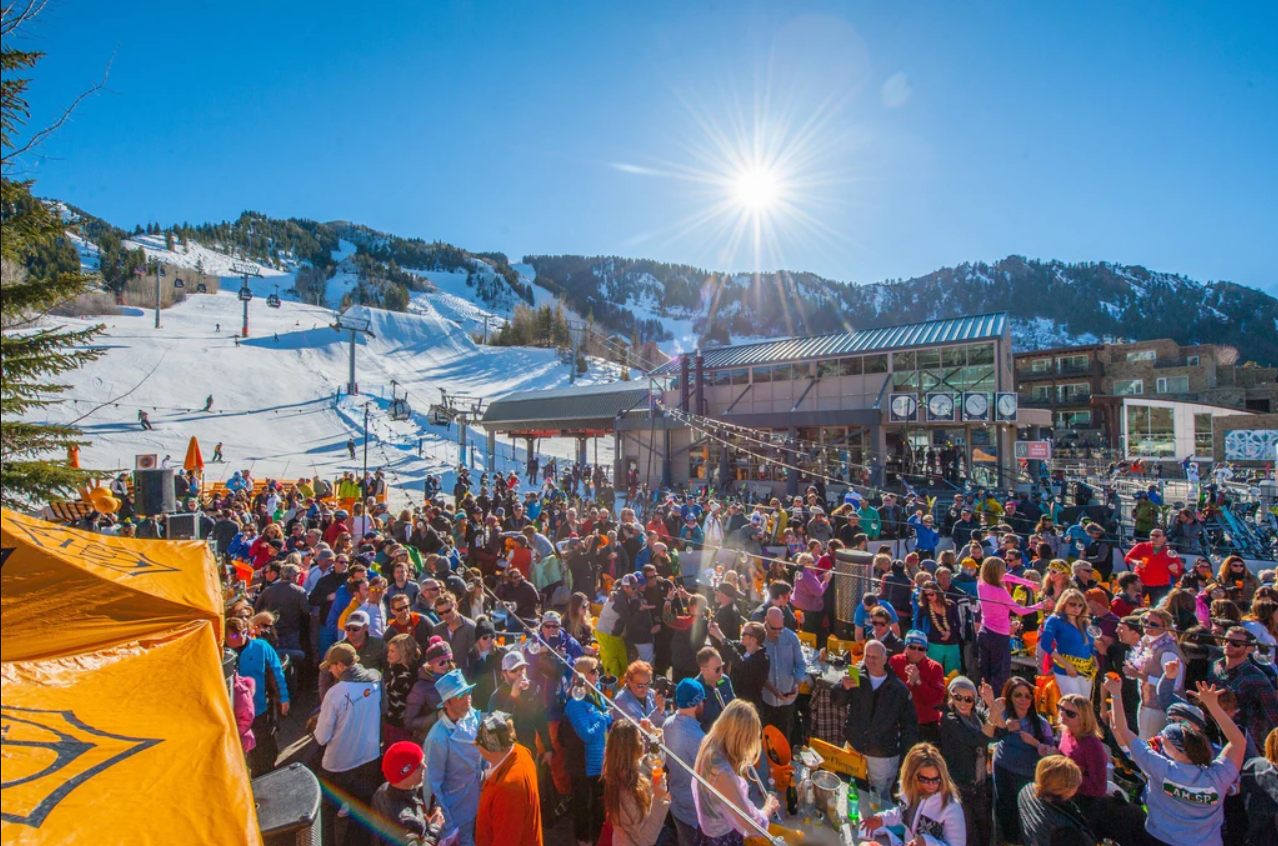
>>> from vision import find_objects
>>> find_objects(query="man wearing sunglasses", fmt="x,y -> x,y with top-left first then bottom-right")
760,607 -> 806,743
833,639 -> 918,818
889,630 -> 946,743
1209,626 -> 1278,745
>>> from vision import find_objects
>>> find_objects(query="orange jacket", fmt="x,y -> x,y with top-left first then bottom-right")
476,743 -> 543,846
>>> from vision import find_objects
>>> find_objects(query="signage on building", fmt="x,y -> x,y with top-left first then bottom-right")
1224,429 -> 1278,461
1013,441 -> 1052,460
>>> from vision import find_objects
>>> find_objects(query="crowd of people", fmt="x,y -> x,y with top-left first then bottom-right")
75,459 -> 1278,846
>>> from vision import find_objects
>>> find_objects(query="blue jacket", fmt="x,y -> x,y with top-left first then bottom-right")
235,637 -> 288,716
907,515 -> 940,551
326,583 -> 355,631
564,695 -> 613,776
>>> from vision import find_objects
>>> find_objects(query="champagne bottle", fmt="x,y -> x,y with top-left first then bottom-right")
785,781 -> 798,816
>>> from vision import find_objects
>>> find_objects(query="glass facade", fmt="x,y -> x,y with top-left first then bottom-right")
1194,413 -> 1214,457
890,343 -> 996,393
688,426 -> 868,484
1126,404 -> 1175,457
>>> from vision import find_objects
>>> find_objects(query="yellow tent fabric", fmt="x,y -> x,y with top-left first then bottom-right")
1,508 -> 223,662
1,510 -> 261,845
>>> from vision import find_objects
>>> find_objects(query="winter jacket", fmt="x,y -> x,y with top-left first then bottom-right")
868,793 -> 967,846
232,673 -> 256,752
888,652 -> 947,726
234,637 -> 288,716
564,693 -> 613,776
907,514 -> 940,551
314,664 -> 383,773
476,744 -> 544,846
830,670 -> 918,758
402,666 -> 444,741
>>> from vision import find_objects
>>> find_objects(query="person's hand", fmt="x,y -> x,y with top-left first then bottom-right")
539,750 -> 554,765
859,815 -> 883,834
305,713 -> 319,734
1195,681 -> 1224,708
1018,730 -> 1040,747
652,770 -> 669,802
1004,718 -> 1020,732
709,622 -> 723,640
1101,674 -> 1122,695
279,702 -> 290,717
1042,596 -> 1056,612
639,718 -> 656,735
1164,658 -> 1181,680
841,675 -> 855,690
979,680 -> 995,706
762,794 -> 781,818
654,692 -> 666,713
905,663 -> 920,685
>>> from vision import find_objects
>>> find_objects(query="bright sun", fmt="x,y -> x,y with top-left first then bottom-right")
734,167 -> 778,211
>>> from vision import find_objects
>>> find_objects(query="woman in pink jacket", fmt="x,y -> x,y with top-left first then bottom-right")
791,552 -> 833,638
976,556 -> 1048,692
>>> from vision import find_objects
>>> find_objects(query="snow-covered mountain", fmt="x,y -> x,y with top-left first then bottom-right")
525,253 -> 1278,365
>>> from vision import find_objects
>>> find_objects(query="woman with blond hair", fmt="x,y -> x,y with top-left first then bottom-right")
976,555 -> 1047,693
857,743 -> 966,846
602,721 -> 669,846
1017,756 -> 1095,846
693,699 -> 780,846
1038,588 -> 1097,697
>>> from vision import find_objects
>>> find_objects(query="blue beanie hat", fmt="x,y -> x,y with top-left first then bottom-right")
675,678 -> 706,708
903,630 -> 929,649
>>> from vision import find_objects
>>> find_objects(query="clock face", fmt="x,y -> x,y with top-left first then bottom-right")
891,395 -> 917,419
964,393 -> 989,417
997,394 -> 1018,417
928,394 -> 954,418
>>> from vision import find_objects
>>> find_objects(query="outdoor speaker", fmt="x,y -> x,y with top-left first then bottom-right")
166,512 -> 202,540
833,548 -> 877,627
253,763 -> 321,846
132,468 -> 175,516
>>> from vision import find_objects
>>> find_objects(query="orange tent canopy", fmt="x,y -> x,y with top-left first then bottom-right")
0,510 -> 261,845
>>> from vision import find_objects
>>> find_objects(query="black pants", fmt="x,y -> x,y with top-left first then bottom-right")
992,765 -> 1032,846
957,782 -> 992,846
247,712 -> 278,777
320,758 -> 382,846
760,702 -> 796,746
572,774 -> 605,844
1074,793 -> 1147,846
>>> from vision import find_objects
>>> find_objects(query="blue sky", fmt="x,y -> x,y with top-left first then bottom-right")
15,1 -> 1278,291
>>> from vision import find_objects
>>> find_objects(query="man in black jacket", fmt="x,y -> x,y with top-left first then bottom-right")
255,562 -> 311,670
830,639 -> 917,818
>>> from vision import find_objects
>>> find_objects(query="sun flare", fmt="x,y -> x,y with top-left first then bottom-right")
734,167 -> 779,211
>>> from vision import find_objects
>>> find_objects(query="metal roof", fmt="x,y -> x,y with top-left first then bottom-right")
482,381 -> 650,431
650,312 -> 1008,375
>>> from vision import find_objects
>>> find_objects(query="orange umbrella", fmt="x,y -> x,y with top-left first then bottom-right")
183,436 -> 204,472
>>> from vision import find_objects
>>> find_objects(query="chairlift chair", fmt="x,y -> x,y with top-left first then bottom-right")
238,287 -> 253,302
195,282 -> 208,293
267,293 -> 282,308
173,277 -> 185,289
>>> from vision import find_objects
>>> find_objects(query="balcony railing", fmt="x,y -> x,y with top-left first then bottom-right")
1016,367 -> 1056,381
1056,361 -> 1094,376
1020,395 -> 1055,408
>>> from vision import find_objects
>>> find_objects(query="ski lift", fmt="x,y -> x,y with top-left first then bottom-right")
267,293 -> 282,308
159,266 -> 167,277
238,287 -> 253,302
195,282 -> 208,293
429,404 -> 451,427
173,277 -> 185,289
391,397 -> 413,421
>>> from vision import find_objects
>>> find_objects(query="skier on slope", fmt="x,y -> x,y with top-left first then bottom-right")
212,442 -> 224,463
203,394 -> 214,412
138,410 -> 153,430
347,438 -> 356,460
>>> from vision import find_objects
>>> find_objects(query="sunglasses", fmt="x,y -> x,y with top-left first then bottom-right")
951,694 -> 974,704
917,775 -> 942,786
436,606 -> 455,615
768,625 -> 784,632
706,665 -> 724,674
873,621 -> 889,627
1058,707 -> 1079,719
632,682 -> 651,688
1144,622 -> 1164,630
543,623 -> 561,630
907,645 -> 927,652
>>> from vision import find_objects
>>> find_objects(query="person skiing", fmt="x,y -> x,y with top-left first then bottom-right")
204,395 -> 214,412
138,409 -> 153,430
160,454 -> 172,469
347,439 -> 357,460
212,442 -> 224,463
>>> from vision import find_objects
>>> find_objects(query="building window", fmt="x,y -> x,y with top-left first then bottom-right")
1126,350 -> 1156,362
1186,355 -> 1200,367
1057,354 -> 1089,373
864,354 -> 888,374
1055,410 -> 1092,428
1031,385 -> 1053,402
1113,379 -> 1144,396
1030,359 -> 1052,373
730,368 -> 749,385
1126,404 -> 1174,457
892,351 -> 917,371
1058,382 -> 1091,402
968,344 -> 995,366
1194,412 -> 1213,456
1156,376 -> 1189,394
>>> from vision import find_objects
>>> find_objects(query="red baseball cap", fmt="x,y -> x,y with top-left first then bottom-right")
381,741 -> 424,784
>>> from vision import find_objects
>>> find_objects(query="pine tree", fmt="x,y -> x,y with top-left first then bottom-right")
1,28 -> 105,508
